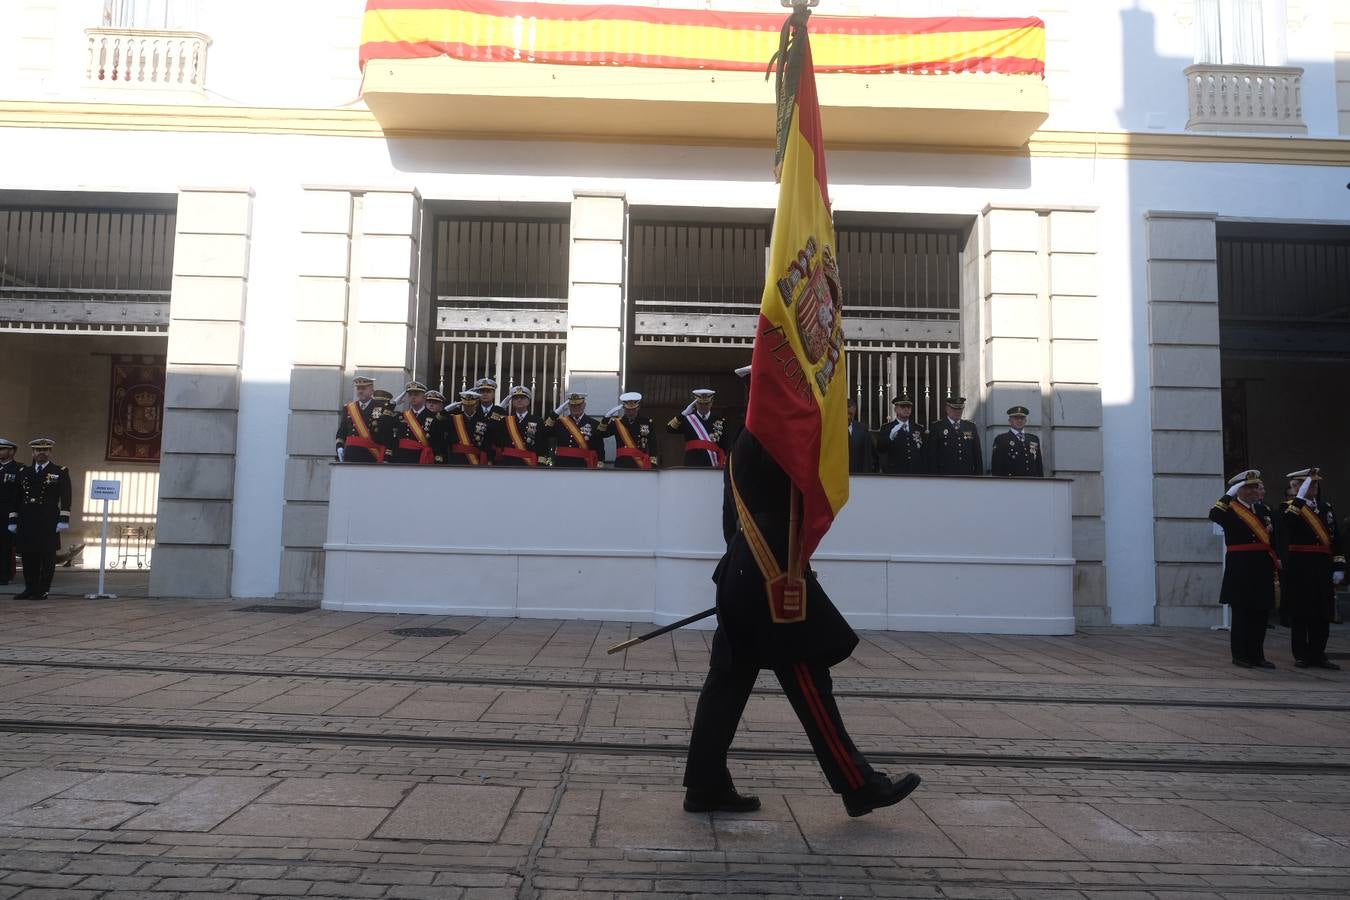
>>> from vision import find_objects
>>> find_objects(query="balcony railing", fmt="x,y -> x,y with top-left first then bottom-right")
1184,64 -> 1305,134
86,27 -> 210,91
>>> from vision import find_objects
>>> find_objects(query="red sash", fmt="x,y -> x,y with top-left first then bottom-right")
1288,544 -> 1332,555
450,415 -> 482,466
684,439 -> 727,467
399,411 -> 434,465
612,418 -> 652,469
555,446 -> 598,469
503,415 -> 537,467
344,401 -> 385,462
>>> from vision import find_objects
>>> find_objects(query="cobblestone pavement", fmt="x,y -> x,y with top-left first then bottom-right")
0,593 -> 1347,898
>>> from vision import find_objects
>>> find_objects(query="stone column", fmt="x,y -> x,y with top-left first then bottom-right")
151,188 -> 252,598
279,188 -> 421,599
981,205 -> 1107,624
1147,211 -> 1224,627
565,192 -> 626,404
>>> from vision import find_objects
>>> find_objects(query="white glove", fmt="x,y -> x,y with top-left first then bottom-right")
1226,483 -> 1243,498
555,401 -> 569,416
6,524 -> 14,534
446,402 -> 462,413
682,402 -> 696,416
889,422 -> 904,440
1334,571 -> 1345,586
336,447 -> 345,462
1297,477 -> 1312,500
56,522 -> 68,532
605,405 -> 622,418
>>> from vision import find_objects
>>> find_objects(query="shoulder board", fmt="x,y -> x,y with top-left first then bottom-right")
490,413 -> 503,421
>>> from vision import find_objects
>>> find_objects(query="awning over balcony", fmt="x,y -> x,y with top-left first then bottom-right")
359,0 -> 1049,148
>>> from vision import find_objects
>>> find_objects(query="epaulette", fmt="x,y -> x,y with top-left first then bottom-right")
490,413 -> 503,421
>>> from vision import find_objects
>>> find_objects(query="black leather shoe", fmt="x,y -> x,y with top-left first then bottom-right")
13,591 -> 32,600
1295,659 -> 1311,668
1232,658 -> 1253,668
683,788 -> 761,813
1312,659 -> 1342,670
1257,660 -> 1276,669
843,772 -> 921,818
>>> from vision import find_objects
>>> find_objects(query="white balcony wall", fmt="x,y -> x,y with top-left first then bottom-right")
0,0 -> 1346,137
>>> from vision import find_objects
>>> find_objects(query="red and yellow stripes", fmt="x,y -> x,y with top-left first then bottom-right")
360,0 -> 1044,76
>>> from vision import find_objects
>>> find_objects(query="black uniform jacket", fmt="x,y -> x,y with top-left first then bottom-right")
387,406 -> 439,464
714,430 -> 858,669
440,411 -> 493,466
545,414 -> 606,468
845,421 -> 876,474
925,418 -> 983,476
990,430 -> 1045,477
487,412 -> 547,465
1209,495 -> 1278,611
12,463 -> 72,554
667,411 -> 730,467
605,414 -> 657,469
874,420 -> 925,475
1278,497 -> 1344,618
0,459 -> 22,517
335,399 -> 387,463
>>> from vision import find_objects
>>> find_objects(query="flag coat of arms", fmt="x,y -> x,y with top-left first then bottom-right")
746,8 -> 848,572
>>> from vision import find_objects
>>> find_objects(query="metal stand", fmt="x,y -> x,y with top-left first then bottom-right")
1211,604 -> 1230,631
85,497 -> 118,600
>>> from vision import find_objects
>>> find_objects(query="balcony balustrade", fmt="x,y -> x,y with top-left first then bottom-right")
1184,63 -> 1305,134
86,27 -> 211,92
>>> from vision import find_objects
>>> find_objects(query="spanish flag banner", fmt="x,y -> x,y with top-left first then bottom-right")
747,7 -> 846,567
360,0 -> 1045,77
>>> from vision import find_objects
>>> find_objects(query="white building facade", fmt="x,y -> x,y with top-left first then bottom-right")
1,0 -> 1347,628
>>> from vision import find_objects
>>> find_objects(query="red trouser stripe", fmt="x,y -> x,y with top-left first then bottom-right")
794,661 -> 864,790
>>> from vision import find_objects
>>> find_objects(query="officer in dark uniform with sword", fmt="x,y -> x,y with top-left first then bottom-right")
8,438 -> 72,600
0,438 -> 22,585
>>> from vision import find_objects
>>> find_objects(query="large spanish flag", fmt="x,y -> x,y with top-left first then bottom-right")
747,8 -> 846,566
360,1 -> 1046,76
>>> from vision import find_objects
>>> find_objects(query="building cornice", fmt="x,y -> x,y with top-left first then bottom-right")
1,100 -> 1347,166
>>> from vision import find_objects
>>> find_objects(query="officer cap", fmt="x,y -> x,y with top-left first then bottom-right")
1007,405 -> 1030,417
619,391 -> 642,403
692,388 -> 716,398
1286,467 -> 1322,481
459,390 -> 481,401
373,389 -> 394,401
0,438 -> 16,449
567,392 -> 587,403
404,380 -> 427,394
474,377 -> 498,391
890,395 -> 914,407
352,375 -> 375,386
509,385 -> 532,400
733,365 -> 752,378
28,438 -> 55,450
425,390 -> 446,402
1227,469 -> 1263,487
944,395 -> 966,408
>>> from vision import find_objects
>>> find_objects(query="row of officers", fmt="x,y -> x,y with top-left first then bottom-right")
337,377 -> 1045,477
1209,467 -> 1345,672
0,437 -> 73,601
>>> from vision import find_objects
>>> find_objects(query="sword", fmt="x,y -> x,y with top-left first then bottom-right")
606,607 -> 716,654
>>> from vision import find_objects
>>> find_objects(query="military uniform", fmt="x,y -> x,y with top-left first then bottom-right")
990,406 -> 1044,477
489,386 -> 547,467
846,416 -> 876,474
546,393 -> 605,469
472,377 -> 509,419
685,416 -> 919,817
925,397 -> 982,476
388,382 -> 437,465
0,439 -> 21,585
336,377 -> 387,463
1279,468 -> 1345,668
603,392 -> 657,470
667,389 -> 730,468
874,397 -> 925,475
442,391 -> 493,466
9,439 -> 72,600
1210,470 -> 1279,668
